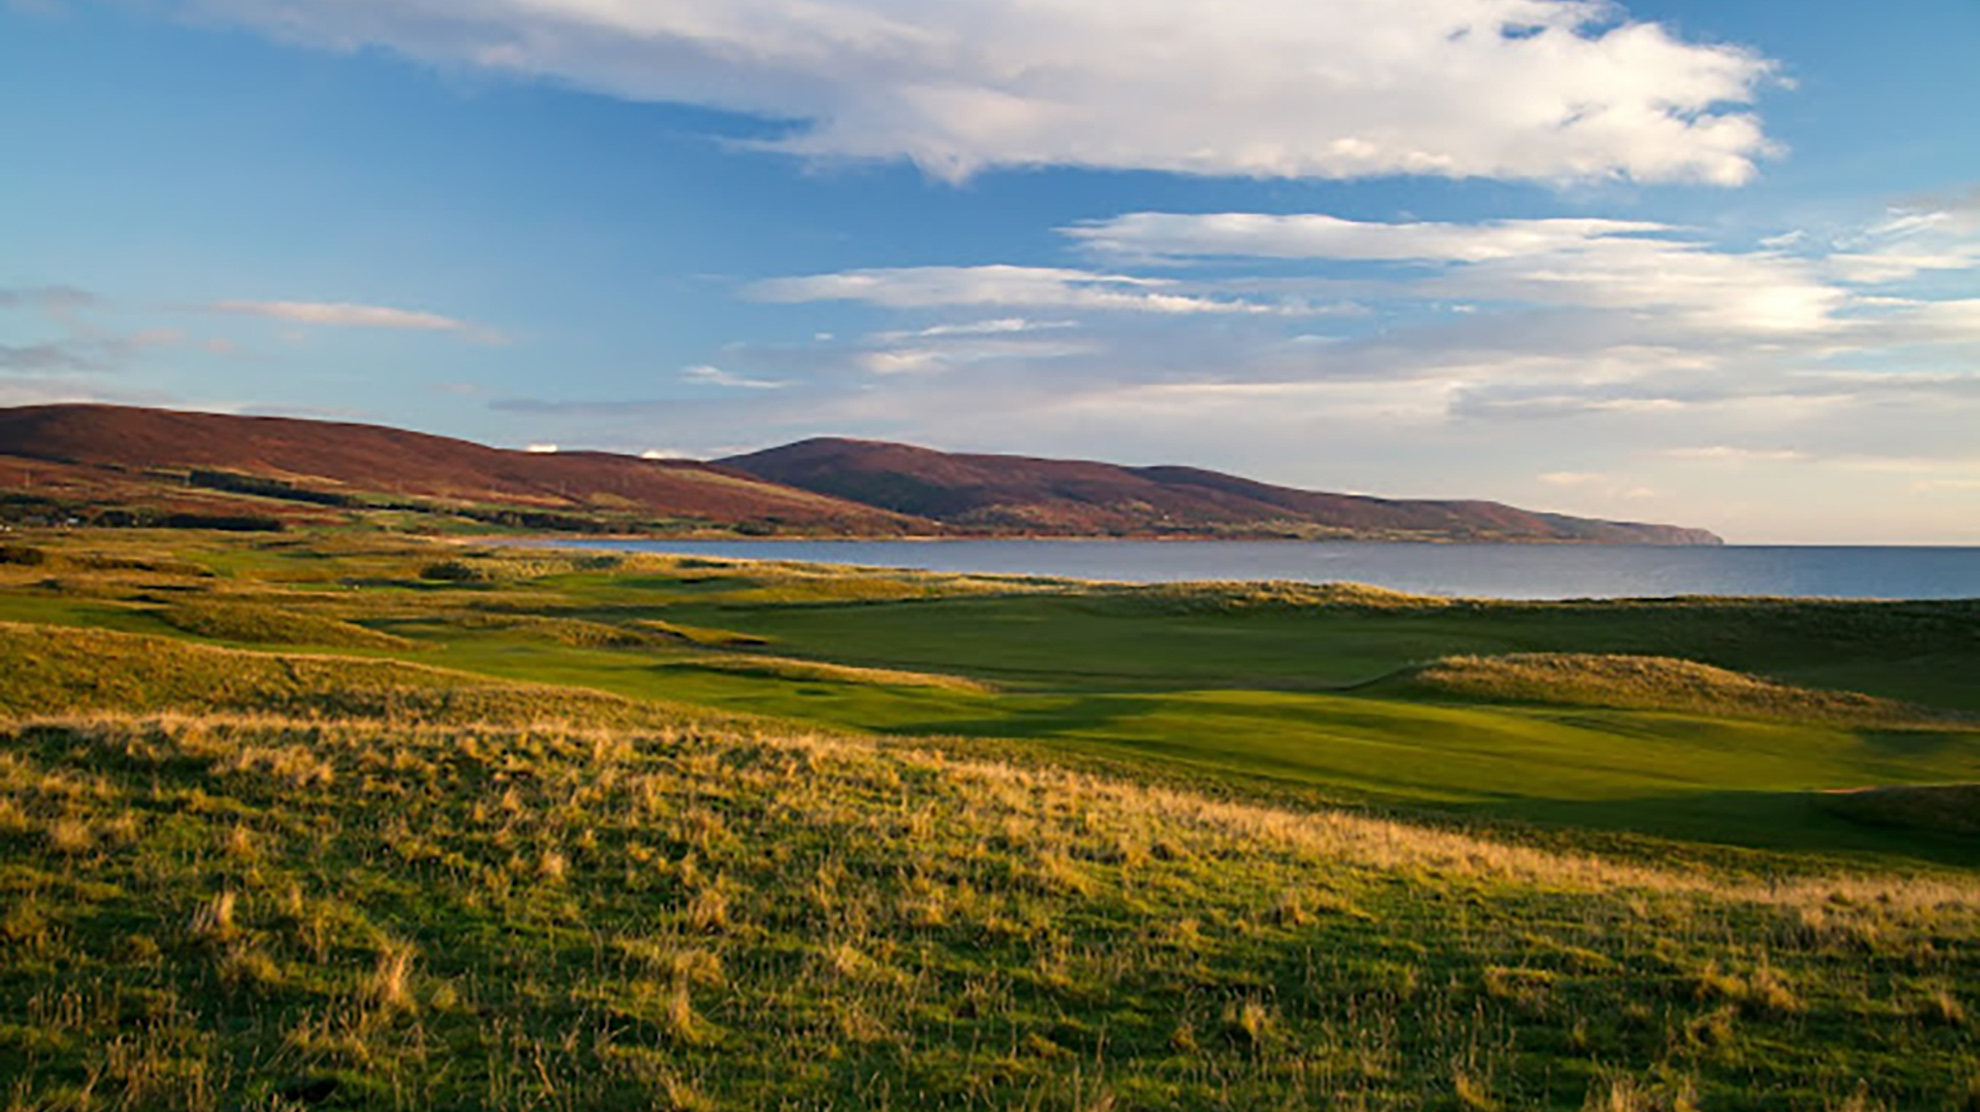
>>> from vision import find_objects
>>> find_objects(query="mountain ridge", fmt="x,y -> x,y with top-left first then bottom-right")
0,404 -> 921,534
0,405 -> 1721,543
720,436 -> 1723,545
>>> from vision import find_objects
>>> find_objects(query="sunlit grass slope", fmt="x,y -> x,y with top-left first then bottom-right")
0,621 -> 725,731
4,633 -> 1979,1109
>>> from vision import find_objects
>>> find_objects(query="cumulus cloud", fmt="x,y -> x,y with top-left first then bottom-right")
207,299 -> 502,341
749,265 -> 1277,314
176,0 -> 1775,184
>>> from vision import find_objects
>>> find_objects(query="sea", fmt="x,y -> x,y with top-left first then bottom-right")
535,539 -> 1980,601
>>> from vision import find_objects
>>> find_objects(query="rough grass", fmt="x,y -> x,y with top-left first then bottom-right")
439,611 -> 672,649
1084,578 -> 1455,614
1401,653 -> 1963,728
156,598 -> 418,650
0,621 -> 725,730
633,618 -> 771,647
1819,784 -> 1980,837
3,704 -> 1978,1110
671,653 -> 998,694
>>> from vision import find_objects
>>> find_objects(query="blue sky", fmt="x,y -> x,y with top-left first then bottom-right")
3,0 -> 1977,542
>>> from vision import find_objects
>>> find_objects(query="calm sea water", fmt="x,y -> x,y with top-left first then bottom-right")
540,539 -> 1980,601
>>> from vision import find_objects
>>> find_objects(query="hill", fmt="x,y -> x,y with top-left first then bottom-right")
0,405 -> 1721,542
0,404 -> 922,534
722,437 -> 1723,544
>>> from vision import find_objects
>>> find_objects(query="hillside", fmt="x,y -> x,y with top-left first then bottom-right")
0,405 -> 1721,542
0,404 -> 922,534
722,437 -> 1723,544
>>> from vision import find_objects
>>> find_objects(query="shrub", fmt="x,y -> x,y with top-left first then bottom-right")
419,560 -> 485,583
0,543 -> 48,566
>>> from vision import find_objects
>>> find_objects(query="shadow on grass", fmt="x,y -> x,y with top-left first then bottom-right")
1461,788 -> 1980,868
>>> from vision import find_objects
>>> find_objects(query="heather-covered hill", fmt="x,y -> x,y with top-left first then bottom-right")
723,437 -> 1722,544
0,404 -> 923,533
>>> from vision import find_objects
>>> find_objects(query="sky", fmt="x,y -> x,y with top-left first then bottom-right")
2,1 -> 1978,543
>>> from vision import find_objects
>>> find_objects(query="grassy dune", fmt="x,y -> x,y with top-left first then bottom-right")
156,598 -> 420,651
1396,652 -> 1958,728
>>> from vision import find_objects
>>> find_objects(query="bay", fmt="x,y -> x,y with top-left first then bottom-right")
535,539 -> 1980,601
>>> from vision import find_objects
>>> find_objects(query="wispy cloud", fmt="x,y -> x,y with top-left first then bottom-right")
1070,213 -> 1847,334
0,285 -> 208,373
1066,214 -> 1672,263
749,265 -> 1278,314
0,285 -> 100,315
1665,446 -> 1808,464
681,364 -> 788,390
174,0 -> 1776,184
206,299 -> 505,343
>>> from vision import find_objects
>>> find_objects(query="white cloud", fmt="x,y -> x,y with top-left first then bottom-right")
1071,212 -> 1846,333
1067,213 -> 1669,262
207,300 -> 503,342
177,0 -> 1776,184
854,335 -> 1094,376
1826,205 -> 1980,284
749,265 -> 1277,314
1664,446 -> 1807,463
875,317 -> 1074,340
681,364 -> 787,389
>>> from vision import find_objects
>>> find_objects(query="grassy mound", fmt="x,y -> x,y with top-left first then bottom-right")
672,653 -> 996,694
1085,579 -> 1454,614
157,599 -> 418,650
1399,653 -> 1959,727
1819,784 -> 1980,837
441,611 -> 672,649
0,621 -> 716,729
634,618 -> 771,647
